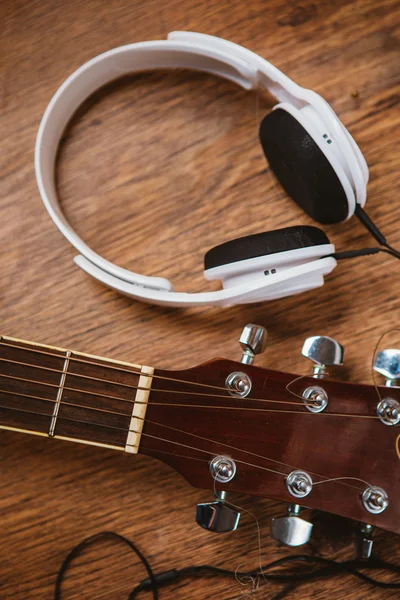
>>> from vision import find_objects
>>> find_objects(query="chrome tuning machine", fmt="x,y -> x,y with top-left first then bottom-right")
301,335 -> 344,413
302,335 -> 344,378
355,523 -> 374,559
196,491 -> 240,533
373,349 -> 400,426
271,504 -> 313,547
226,324 -> 267,397
239,324 -> 267,365
373,349 -> 400,388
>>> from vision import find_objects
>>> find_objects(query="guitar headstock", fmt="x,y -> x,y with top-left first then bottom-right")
141,326 -> 400,551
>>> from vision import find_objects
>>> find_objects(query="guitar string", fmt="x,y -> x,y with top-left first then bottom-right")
146,416 -> 369,489
0,362 -> 313,407
0,339 -> 387,403
0,388 -> 372,487
0,403 -> 289,479
0,340 -> 230,392
86,427 -> 376,490
147,447 -> 374,496
2,340 -> 395,419
0,389 -> 374,488
2,336 -> 397,407
0,400 -> 371,491
0,362 -> 384,420
0,390 -> 376,486
0,374 -> 381,420
1,400 -> 371,491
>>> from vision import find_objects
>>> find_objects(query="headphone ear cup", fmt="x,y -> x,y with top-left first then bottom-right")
259,108 -> 353,224
204,225 -> 335,290
204,225 -> 331,271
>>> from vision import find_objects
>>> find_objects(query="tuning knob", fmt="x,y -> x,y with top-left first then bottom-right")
373,349 -> 400,387
355,523 -> 374,559
239,324 -> 267,364
196,491 -> 240,533
302,335 -> 344,378
271,504 -> 313,547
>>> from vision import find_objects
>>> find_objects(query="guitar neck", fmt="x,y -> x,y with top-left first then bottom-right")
0,336 -> 154,453
2,335 -> 400,534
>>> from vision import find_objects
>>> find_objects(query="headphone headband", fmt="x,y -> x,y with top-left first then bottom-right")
35,32 -> 342,307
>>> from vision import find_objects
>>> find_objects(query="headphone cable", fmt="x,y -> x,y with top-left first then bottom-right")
54,531 -> 400,600
355,205 -> 400,259
330,247 -> 398,261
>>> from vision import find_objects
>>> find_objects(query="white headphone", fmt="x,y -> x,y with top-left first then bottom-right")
35,31 -> 370,307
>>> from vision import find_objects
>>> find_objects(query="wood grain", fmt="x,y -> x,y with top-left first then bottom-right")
1,0 -> 399,598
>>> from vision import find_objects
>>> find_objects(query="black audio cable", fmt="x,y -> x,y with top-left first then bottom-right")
55,531 -> 400,600
330,246 -> 395,260
327,206 -> 400,262
355,205 -> 400,260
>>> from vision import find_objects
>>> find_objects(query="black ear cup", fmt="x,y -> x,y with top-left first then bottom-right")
204,225 -> 330,270
259,109 -> 349,224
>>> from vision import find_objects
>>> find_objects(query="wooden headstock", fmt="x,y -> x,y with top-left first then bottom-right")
142,355 -> 400,535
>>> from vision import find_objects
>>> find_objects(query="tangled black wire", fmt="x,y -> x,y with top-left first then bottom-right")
54,531 -> 400,599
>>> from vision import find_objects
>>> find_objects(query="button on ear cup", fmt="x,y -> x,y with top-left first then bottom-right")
259,109 -> 350,224
204,225 -> 330,271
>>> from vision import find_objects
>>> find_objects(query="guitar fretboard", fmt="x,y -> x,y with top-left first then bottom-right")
0,336 -> 154,453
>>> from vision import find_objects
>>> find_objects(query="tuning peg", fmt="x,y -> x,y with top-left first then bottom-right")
196,491 -> 240,533
271,504 -> 313,547
373,349 -> 400,388
302,335 -> 344,378
239,324 -> 267,364
355,523 -> 374,559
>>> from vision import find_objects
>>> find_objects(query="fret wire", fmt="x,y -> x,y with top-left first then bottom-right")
0,379 -> 380,418
0,402 -> 365,490
0,340 -> 229,392
49,351 -> 71,437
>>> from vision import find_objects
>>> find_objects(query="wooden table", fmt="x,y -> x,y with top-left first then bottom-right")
1,0 -> 399,598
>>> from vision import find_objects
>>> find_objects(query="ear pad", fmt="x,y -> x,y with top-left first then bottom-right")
204,225 -> 330,271
259,109 -> 350,224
